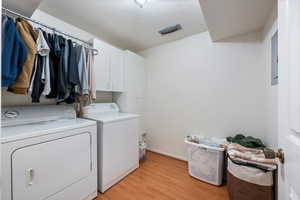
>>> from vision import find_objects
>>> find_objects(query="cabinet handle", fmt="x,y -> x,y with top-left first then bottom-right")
26,168 -> 35,186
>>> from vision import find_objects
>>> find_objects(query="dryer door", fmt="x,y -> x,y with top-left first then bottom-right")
11,133 -> 92,200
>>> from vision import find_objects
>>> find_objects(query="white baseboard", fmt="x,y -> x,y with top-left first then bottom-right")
146,148 -> 187,162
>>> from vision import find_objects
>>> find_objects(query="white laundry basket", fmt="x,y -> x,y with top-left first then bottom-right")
185,138 -> 225,186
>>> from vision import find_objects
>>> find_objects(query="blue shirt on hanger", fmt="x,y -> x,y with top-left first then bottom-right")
2,16 -> 28,87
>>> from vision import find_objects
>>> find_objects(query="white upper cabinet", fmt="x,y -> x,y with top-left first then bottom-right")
92,39 -> 124,92
110,47 -> 125,92
93,39 -> 111,91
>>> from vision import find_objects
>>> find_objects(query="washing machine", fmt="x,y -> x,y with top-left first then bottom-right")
82,103 -> 139,193
1,105 -> 97,200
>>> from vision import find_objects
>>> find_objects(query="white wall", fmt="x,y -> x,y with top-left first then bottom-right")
262,7 -> 278,148
140,32 -> 267,160
1,9 -> 112,107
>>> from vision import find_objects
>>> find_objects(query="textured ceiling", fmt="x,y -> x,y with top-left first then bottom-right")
38,0 -> 207,52
199,0 -> 276,41
3,0 -> 42,17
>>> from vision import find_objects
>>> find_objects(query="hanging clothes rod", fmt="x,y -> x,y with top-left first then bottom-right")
2,7 -> 99,55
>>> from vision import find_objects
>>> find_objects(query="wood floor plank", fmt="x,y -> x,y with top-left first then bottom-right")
96,151 -> 229,200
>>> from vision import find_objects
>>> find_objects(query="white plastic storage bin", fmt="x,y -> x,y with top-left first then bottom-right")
185,138 -> 225,186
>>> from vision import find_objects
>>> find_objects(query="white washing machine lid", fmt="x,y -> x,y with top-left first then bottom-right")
83,103 -> 120,115
84,113 -> 139,124
83,103 -> 139,124
1,105 -> 96,143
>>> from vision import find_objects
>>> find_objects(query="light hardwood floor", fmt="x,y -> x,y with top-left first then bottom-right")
96,151 -> 229,200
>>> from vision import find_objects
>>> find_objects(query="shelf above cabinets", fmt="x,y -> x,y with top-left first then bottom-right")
92,39 -> 125,92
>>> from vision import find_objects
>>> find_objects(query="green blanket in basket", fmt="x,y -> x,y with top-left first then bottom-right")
226,134 -> 265,149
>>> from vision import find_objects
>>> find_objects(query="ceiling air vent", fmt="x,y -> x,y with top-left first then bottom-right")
159,24 -> 182,36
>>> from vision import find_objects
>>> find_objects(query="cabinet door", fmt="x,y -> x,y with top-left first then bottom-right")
93,40 -> 111,91
110,48 -> 124,92
12,133 -> 91,200
135,56 -> 146,98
